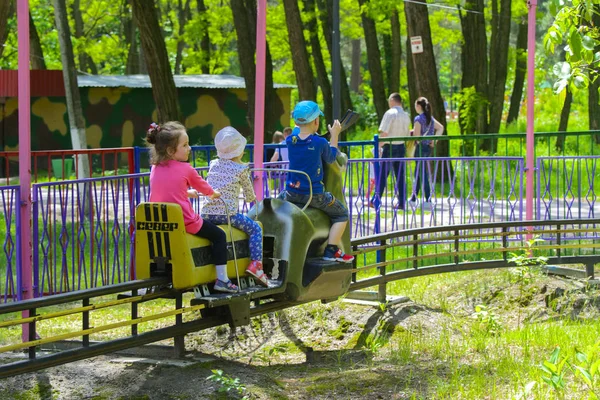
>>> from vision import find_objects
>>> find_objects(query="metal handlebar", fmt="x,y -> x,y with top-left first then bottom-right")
250,167 -> 313,211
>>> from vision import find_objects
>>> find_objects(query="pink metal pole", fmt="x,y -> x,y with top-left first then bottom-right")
526,0 -> 537,226
252,0 -> 266,200
17,0 -> 33,341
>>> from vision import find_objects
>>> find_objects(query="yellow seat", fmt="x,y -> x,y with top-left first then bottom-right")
135,202 -> 255,290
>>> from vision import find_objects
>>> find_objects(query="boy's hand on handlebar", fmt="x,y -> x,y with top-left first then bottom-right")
210,190 -> 221,199
328,120 -> 342,137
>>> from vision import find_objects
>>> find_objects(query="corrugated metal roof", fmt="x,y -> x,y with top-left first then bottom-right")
77,74 -> 295,89
0,70 -> 65,97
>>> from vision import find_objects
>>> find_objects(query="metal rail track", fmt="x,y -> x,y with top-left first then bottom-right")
1,218 -> 599,378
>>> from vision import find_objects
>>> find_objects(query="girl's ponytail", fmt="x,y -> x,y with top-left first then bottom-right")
416,97 -> 432,125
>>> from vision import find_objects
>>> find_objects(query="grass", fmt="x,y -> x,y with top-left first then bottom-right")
2,260 -> 600,398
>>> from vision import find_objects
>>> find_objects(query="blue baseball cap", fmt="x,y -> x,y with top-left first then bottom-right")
292,101 -> 324,124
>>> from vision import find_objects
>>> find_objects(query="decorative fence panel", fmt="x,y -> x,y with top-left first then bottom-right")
0,186 -> 20,303
32,175 -> 147,297
537,156 -> 600,221
345,157 -> 524,238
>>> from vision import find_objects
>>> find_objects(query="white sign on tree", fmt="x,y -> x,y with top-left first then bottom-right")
410,36 -> 423,54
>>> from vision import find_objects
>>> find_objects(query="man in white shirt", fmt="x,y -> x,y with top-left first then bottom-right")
370,93 -> 411,210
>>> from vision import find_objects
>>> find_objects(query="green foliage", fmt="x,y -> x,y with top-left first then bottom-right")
529,342 -> 600,399
454,86 -> 488,134
544,0 -> 600,95
206,369 -> 248,398
471,304 -> 502,336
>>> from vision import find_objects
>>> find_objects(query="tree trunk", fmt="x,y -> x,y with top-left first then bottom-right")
52,0 -> 90,179
382,33 -> 392,94
231,0 -> 256,128
71,0 -> 97,74
590,74 -> 600,139
304,0 -> 332,120
555,87 -> 572,151
590,6 -> 600,143
506,18 -> 527,126
29,12 -> 46,69
357,0 -> 387,121
350,39 -> 361,92
131,0 -> 180,122
390,9 -> 401,95
317,0 -> 352,114
0,0 -> 14,59
174,0 -> 190,74
246,0 -> 283,134
405,0 -> 448,160
125,3 -> 140,74
283,0 -> 316,100
231,0 -> 283,135
458,1 -> 488,135
197,0 -> 210,74
483,0 -> 511,151
406,36 -> 418,119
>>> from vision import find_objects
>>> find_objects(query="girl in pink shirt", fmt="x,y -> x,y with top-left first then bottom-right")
146,121 -> 238,293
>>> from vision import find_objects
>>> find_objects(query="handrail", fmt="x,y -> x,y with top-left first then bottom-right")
351,218 -> 600,246
251,167 -> 313,211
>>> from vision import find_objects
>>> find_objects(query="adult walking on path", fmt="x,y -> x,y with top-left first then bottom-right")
370,93 -> 411,210
409,97 -> 444,209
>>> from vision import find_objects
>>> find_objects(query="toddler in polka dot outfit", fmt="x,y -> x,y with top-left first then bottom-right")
201,127 -> 269,287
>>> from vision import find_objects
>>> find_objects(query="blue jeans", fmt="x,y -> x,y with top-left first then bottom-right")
371,144 -> 405,208
411,144 -> 432,201
279,191 -> 349,223
201,213 -> 263,261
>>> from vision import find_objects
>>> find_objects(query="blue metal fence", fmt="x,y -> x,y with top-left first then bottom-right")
4,151 -> 600,302
0,186 -> 20,303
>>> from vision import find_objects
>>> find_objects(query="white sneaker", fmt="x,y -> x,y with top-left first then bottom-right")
408,198 -> 418,208
423,201 -> 432,211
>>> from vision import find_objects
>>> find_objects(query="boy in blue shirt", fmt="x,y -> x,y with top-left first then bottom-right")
279,100 -> 354,263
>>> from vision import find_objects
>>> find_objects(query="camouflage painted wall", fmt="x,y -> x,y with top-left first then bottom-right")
0,87 -> 291,151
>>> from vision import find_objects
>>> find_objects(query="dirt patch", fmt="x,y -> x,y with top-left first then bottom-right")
2,272 -> 600,399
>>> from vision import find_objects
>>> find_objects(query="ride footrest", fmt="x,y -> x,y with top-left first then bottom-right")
302,258 -> 352,287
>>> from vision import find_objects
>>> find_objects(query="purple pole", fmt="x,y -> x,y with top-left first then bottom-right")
253,0 -> 266,200
17,0 -> 33,342
526,0 -> 537,225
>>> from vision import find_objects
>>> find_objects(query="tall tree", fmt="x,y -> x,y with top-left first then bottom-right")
485,0 -> 511,139
124,1 -> 140,74
230,0 -> 283,135
389,9 -> 401,95
29,12 -> 46,69
196,0 -> 210,74
231,0 -> 256,125
71,0 -> 97,74
131,0 -> 181,122
405,0 -> 448,158
357,0 -> 387,120
174,0 -> 191,74
304,0 -> 333,121
458,0 -> 487,135
52,0 -> 90,179
406,35 -> 418,119
0,0 -> 13,59
382,33 -> 392,94
506,18 -> 528,125
283,0 -> 316,100
316,0 -> 352,116
350,39 -> 361,92
555,87 -> 572,151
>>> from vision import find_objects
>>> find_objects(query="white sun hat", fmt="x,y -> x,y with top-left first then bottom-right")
215,126 -> 247,159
